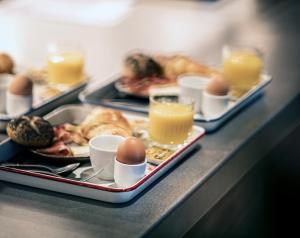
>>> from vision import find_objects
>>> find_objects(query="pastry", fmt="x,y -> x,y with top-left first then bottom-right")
0,53 -> 14,74
7,116 -> 54,147
158,55 -> 219,80
78,109 -> 132,139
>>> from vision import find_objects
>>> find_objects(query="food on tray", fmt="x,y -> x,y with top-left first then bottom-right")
6,75 -> 33,116
48,47 -> 85,85
116,137 -> 146,165
123,53 -> 163,79
223,45 -> 263,98
25,68 -> 48,84
206,74 -> 229,96
30,109 -> 132,157
114,137 -> 147,187
149,96 -> 194,145
146,146 -> 174,165
158,55 -> 217,80
118,52 -> 220,97
8,75 -> 33,96
7,116 -> 54,147
202,75 -> 230,118
0,52 -> 14,74
78,109 -> 132,139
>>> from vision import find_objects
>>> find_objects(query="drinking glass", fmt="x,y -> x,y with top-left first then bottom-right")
47,43 -> 85,86
223,45 -> 263,98
148,95 -> 194,146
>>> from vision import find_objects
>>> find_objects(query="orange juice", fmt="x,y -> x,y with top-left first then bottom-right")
149,101 -> 193,144
48,51 -> 84,85
223,47 -> 263,98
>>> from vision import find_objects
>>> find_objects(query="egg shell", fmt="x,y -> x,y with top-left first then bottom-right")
116,137 -> 146,165
0,53 -> 14,73
206,74 -> 229,96
9,75 -> 33,96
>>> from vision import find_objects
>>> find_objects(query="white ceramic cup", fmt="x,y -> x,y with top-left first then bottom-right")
0,74 -> 14,113
202,91 -> 230,119
114,158 -> 147,188
177,75 -> 210,113
6,91 -> 33,117
89,135 -> 125,180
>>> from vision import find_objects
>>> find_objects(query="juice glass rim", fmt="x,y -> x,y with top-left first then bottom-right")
149,95 -> 195,109
222,44 -> 263,59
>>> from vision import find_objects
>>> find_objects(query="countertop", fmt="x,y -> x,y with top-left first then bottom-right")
1,0 -> 300,237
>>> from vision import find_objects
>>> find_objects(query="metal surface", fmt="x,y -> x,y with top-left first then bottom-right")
1,0 -> 300,237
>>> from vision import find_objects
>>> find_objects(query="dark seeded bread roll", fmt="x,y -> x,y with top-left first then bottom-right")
7,116 -> 54,148
123,53 -> 163,79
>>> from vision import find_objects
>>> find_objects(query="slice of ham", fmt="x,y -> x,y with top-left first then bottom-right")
53,125 -> 72,143
37,141 -> 73,156
120,76 -> 176,96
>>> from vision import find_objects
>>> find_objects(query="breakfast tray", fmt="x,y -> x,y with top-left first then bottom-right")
0,82 -> 87,132
79,74 -> 272,132
0,104 -> 205,203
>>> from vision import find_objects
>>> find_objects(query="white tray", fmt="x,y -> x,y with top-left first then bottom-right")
79,73 -> 272,132
0,105 -> 205,203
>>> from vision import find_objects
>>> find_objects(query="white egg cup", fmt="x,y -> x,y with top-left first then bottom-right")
202,91 -> 230,119
114,158 -> 147,188
89,135 -> 125,181
0,74 -> 14,113
6,91 -> 33,117
177,75 -> 210,113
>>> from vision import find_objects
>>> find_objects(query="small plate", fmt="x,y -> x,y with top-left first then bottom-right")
114,77 -> 177,98
114,80 -> 149,98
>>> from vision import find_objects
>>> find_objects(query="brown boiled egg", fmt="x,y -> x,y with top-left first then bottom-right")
206,74 -> 229,96
116,137 -> 146,165
0,53 -> 14,73
9,75 -> 33,96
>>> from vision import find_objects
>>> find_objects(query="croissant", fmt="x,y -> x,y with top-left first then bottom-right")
79,109 -> 132,139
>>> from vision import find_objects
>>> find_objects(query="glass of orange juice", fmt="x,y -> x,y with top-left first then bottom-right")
149,95 -> 194,146
223,45 -> 263,98
47,43 -> 85,86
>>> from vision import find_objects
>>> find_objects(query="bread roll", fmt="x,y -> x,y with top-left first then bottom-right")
7,116 -> 54,147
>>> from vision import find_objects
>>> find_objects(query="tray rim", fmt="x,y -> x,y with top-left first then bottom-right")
0,105 -> 205,193
79,73 -> 272,123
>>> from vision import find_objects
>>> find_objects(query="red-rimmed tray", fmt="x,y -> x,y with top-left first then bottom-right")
0,104 -> 205,203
